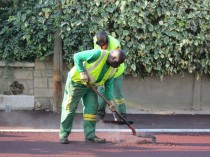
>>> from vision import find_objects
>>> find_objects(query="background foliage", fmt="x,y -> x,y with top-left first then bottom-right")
0,0 -> 209,78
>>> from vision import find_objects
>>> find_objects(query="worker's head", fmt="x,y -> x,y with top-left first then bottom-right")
107,50 -> 126,68
96,31 -> 108,47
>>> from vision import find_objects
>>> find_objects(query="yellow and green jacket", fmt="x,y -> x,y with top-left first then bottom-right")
70,49 -> 116,100
94,35 -> 125,78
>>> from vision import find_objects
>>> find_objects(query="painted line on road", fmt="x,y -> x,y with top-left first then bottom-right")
1,129 -> 210,133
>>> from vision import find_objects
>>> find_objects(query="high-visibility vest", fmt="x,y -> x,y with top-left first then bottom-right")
70,50 -> 116,86
94,35 -> 125,78
94,35 -> 120,50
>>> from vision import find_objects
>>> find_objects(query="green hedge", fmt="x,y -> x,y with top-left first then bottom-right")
0,0 -> 209,78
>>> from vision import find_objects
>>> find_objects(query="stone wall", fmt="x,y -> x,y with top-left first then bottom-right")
1,57 -> 210,114
122,74 -> 210,114
0,57 -> 54,111
0,62 -> 34,110
34,56 -> 54,110
0,62 -> 34,95
0,57 -> 65,111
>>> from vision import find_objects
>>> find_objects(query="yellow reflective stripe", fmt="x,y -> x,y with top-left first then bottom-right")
83,114 -> 97,121
82,62 -> 96,83
88,51 -> 106,71
66,95 -> 72,111
114,63 -> 125,78
86,70 -> 96,83
84,118 -> 96,121
83,114 -> 97,119
85,51 -> 106,83
114,98 -> 125,105
109,68 -> 116,78
95,67 -> 116,86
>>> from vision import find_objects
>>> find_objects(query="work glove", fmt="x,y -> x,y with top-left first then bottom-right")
80,71 -> 88,82
108,100 -> 116,112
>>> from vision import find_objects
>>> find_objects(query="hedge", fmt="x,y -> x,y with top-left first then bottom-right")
0,0 -> 209,78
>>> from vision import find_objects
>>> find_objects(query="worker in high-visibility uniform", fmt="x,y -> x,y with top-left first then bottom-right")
94,31 -> 127,121
59,49 -> 125,144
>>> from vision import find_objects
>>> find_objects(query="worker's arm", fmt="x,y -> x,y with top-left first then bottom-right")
104,77 -> 114,101
74,49 -> 101,72
104,77 -> 116,111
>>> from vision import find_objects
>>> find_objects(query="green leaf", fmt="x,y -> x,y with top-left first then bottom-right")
143,1 -> 148,9
96,1 -> 100,7
164,37 -> 169,44
148,24 -> 153,31
120,1 -> 126,12
123,30 -> 129,36
106,7 -> 114,13
21,14 -> 27,22
125,36 -> 130,41
127,42 -> 132,47
131,64 -> 136,71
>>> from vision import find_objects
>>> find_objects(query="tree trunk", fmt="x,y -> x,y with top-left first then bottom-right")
52,0 -> 64,112
52,29 -> 63,112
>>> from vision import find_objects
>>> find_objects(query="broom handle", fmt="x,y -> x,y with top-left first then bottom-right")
87,82 -> 136,135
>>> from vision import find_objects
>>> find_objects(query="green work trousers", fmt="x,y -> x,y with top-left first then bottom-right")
98,74 -> 126,118
59,75 -> 98,140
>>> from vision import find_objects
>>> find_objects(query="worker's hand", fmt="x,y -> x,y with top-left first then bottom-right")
80,71 -> 89,82
109,100 -> 116,112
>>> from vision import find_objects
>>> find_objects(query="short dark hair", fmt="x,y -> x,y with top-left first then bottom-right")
97,31 -> 107,37
119,50 -> 126,63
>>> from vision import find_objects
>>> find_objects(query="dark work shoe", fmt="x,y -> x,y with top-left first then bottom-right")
85,136 -> 106,143
60,138 -> 69,144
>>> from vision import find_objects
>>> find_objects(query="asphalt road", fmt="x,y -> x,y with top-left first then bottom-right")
0,132 -> 210,157
1,111 -> 210,130
1,111 -> 210,157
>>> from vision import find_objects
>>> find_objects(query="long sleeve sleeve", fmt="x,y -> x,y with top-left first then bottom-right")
74,49 -> 101,72
104,77 -> 114,100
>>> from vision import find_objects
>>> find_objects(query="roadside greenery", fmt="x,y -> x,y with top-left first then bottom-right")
0,0 -> 209,78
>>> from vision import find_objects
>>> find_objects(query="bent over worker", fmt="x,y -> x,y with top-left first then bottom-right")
59,49 -> 125,144
94,31 -> 127,121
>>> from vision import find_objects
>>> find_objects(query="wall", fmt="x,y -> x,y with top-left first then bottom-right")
122,74 -> 210,114
0,57 -> 54,111
0,57 -> 210,114
0,62 -> 34,95
0,62 -> 34,110
34,57 -> 54,110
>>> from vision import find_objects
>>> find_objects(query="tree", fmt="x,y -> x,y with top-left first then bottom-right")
52,0 -> 63,112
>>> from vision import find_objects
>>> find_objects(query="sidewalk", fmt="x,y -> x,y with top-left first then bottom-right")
1,111 -> 210,130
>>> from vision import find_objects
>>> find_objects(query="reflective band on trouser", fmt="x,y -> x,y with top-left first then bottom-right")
114,98 -> 125,105
66,95 -> 73,111
83,114 -> 97,121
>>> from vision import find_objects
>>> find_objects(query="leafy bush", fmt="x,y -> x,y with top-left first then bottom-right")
0,0 -> 209,78
0,0 -> 55,62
